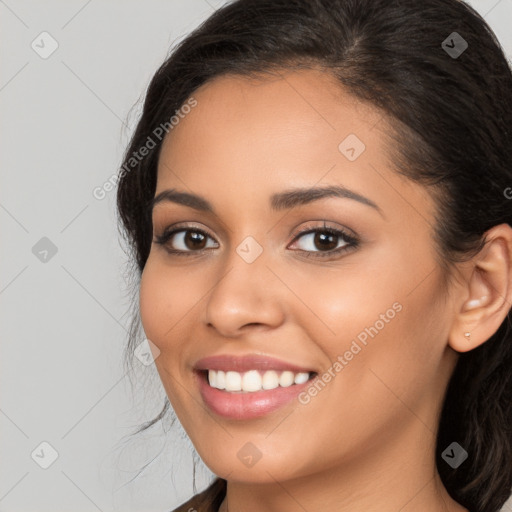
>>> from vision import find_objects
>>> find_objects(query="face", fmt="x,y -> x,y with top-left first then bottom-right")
139,68 -> 459,483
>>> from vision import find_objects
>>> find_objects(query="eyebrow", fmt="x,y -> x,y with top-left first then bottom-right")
150,185 -> 382,215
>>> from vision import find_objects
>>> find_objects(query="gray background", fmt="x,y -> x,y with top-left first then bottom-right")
1,1 -> 511,511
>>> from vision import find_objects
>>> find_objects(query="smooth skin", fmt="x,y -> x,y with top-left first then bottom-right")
139,68 -> 512,512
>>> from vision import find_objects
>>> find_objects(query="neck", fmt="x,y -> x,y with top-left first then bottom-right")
217,419 -> 469,512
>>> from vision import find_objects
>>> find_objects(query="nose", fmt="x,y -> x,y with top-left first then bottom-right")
202,246 -> 286,338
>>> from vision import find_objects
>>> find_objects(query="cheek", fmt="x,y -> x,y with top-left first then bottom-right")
297,243 -> 447,388
286,250 -> 405,346
139,259 -> 175,347
139,257 -> 213,353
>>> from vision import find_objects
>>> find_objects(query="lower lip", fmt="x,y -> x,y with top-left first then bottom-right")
196,371 -> 315,420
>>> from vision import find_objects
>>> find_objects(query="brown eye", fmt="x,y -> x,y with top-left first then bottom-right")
154,224 -> 359,260
182,230 -> 208,250
154,227 -> 218,254
312,231 -> 339,251
289,227 -> 357,257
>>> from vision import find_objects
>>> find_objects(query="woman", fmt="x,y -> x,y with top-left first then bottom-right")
116,0 -> 512,510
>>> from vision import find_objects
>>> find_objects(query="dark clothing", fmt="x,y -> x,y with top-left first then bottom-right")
171,478 -> 227,512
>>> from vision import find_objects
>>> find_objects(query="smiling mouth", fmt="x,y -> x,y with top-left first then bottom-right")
198,369 -> 317,393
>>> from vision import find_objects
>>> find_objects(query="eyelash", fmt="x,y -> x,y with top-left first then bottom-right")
153,222 -> 360,260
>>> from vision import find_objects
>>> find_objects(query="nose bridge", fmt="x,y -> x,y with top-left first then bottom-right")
203,233 -> 285,335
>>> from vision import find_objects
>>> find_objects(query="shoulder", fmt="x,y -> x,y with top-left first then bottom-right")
170,478 -> 227,512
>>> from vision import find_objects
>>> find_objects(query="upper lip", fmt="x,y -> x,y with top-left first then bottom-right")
194,354 -> 315,374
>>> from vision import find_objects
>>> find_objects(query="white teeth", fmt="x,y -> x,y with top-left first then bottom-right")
225,371 -> 242,391
294,372 -> 309,385
242,370 -> 262,392
207,369 -> 312,392
279,371 -> 295,387
208,369 -> 216,388
216,370 -> 226,390
262,370 -> 279,390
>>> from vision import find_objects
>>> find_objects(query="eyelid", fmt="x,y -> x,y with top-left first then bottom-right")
289,220 -> 358,241
287,223 -> 359,259
154,220 -> 360,259
153,222 -> 218,246
155,220 -> 357,240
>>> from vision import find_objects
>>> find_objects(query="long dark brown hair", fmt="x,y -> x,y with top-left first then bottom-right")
116,1 -> 512,510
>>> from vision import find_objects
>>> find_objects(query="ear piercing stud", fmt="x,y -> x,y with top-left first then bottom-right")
464,332 -> 471,340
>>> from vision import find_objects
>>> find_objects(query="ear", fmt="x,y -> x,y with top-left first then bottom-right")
448,223 -> 512,353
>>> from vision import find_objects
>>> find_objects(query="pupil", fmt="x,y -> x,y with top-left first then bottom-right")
182,230 -> 338,252
186,231 -> 206,250
315,232 -> 337,251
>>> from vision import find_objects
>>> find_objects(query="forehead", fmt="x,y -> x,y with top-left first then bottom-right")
157,68 -> 386,186
163,68 -> 380,140
153,68 -> 437,235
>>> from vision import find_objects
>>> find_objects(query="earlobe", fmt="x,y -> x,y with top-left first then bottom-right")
448,223 -> 512,353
